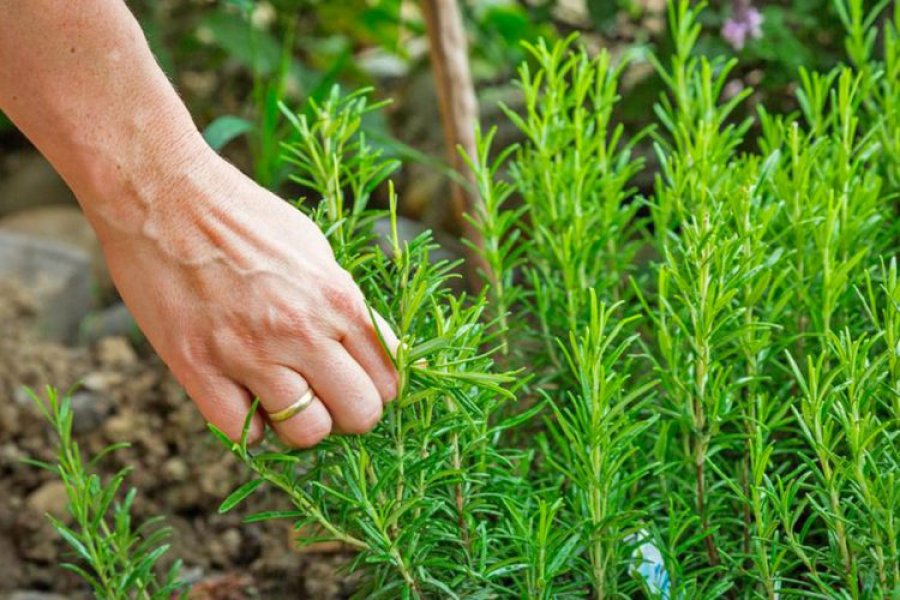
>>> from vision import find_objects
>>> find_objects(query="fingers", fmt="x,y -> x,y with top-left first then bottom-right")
184,373 -> 264,444
248,367 -> 333,448
373,310 -> 402,357
188,282 -> 398,448
301,341 -> 383,435
343,309 -> 400,403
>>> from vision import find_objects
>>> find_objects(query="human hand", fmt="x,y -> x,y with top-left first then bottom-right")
92,146 -> 400,447
0,0 -> 399,447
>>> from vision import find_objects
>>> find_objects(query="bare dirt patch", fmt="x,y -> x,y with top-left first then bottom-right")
0,280 -> 354,599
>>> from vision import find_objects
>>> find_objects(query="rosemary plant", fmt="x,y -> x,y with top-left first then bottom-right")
35,0 -> 900,597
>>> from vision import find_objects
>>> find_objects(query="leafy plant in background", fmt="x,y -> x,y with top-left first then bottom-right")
0,110 -> 13,133
706,0 -> 883,122
199,0 -> 328,189
31,0 -> 900,597
195,0 -> 434,192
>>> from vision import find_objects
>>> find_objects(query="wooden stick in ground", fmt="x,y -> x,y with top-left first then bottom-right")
421,0 -> 489,290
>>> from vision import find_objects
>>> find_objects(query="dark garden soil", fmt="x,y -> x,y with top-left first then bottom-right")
0,280 -> 357,600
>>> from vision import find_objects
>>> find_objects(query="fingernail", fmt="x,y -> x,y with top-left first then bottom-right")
400,342 -> 428,368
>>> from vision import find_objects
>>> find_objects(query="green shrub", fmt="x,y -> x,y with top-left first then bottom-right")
33,0 -> 900,597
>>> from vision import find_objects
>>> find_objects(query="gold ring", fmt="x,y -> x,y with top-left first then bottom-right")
267,389 -> 315,423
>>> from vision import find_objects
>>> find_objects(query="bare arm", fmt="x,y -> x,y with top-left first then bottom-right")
0,1 -> 399,445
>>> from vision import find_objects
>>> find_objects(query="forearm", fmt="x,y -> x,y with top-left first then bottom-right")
0,0 -> 209,239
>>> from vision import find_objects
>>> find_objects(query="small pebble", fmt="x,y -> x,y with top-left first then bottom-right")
95,336 -> 137,368
70,389 -> 113,434
25,481 -> 69,519
163,457 -> 190,482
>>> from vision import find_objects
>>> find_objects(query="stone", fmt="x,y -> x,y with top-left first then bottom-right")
0,230 -> 93,343
400,164 -> 446,221
103,411 -> 136,442
303,559 -> 342,599
0,206 -> 95,254
180,70 -> 217,101
162,457 -> 190,482
221,528 -> 243,561
80,370 -> 125,391
25,481 -> 69,519
95,336 -> 138,368
178,565 -> 206,587
69,389 -> 113,435
12,387 -> 32,406
0,205 -> 112,300
199,459 -> 235,499
0,152 -> 76,218
79,302 -> 139,345
0,443 -> 25,464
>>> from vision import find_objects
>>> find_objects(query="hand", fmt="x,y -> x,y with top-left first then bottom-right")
0,0 -> 399,447
94,147 -> 400,447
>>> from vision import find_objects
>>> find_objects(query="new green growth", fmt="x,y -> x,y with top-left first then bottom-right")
33,0 -> 900,597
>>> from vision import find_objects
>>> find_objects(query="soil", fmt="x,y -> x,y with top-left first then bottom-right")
0,279 -> 357,599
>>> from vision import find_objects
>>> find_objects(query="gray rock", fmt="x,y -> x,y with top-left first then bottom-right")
0,205 -> 112,300
70,389 -> 113,435
80,370 -> 125,391
0,231 -> 93,343
0,152 -> 76,218
25,481 -> 69,519
0,206 -> 95,253
79,302 -> 139,345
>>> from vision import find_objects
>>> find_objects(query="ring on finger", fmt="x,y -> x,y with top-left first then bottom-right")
267,388 -> 316,423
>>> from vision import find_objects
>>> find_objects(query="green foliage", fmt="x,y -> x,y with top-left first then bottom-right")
199,2 -> 311,189
0,109 -> 14,133
194,1 -> 411,191
25,388 -> 185,600
36,0 -> 900,597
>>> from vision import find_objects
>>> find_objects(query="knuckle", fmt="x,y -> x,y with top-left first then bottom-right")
270,302 -> 308,332
277,309 -> 318,346
169,333 -> 211,369
345,401 -> 383,435
211,330 -> 268,375
285,413 -> 331,448
323,271 -> 365,318
259,377 -> 307,406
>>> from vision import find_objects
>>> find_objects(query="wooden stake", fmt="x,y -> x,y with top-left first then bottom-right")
421,0 -> 488,290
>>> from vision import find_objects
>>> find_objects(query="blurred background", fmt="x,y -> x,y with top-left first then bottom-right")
0,1 -> 859,598
0,0 -> 856,227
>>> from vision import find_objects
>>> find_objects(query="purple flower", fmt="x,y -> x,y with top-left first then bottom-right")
722,5 -> 763,51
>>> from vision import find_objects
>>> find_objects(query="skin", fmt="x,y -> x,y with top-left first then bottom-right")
0,1 -> 400,447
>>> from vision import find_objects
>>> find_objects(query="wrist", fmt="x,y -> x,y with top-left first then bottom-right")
77,114 -> 216,244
